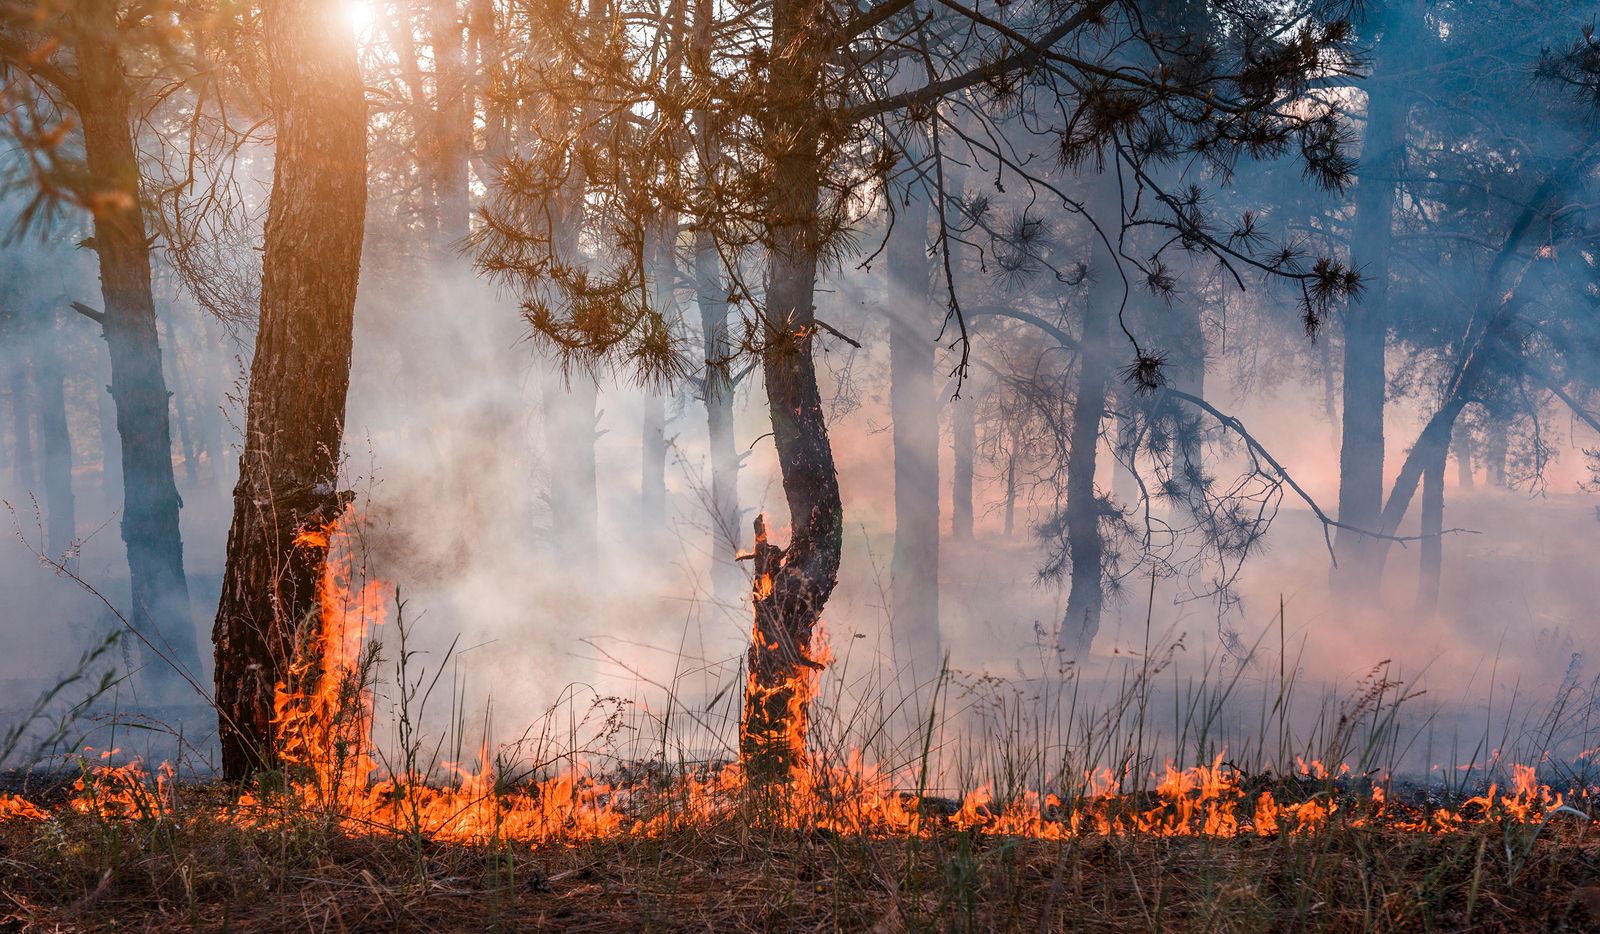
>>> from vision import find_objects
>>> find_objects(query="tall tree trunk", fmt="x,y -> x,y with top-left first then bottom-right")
642,389 -> 667,527
1003,440 -> 1017,537
1058,277 -> 1115,658
887,184 -> 940,683
1453,418 -> 1475,490
541,372 -> 601,572
73,10 -> 200,697
430,0 -> 472,245
1334,18 -> 1407,590
1484,417 -> 1508,488
94,342 -> 122,514
212,0 -> 367,780
7,346 -> 35,493
33,310 -> 77,559
1414,442 -> 1445,619
740,5 -> 842,780
694,0 -> 742,605
951,390 -> 974,540
166,321 -> 200,487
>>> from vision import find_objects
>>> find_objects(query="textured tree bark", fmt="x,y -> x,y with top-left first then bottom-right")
887,184 -> 941,684
739,0 -> 842,781
1058,277 -> 1115,659
73,9 -> 200,697
212,0 -> 368,781
1334,14 -> 1407,591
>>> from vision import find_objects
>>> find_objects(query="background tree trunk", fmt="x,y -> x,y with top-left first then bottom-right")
951,391 -> 974,540
212,0 -> 368,780
73,11 -> 200,697
1058,278 -> 1114,658
1334,15 -> 1407,591
1414,443 -> 1446,619
887,184 -> 941,684
33,310 -> 77,559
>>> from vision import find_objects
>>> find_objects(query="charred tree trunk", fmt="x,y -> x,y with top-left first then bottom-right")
212,0 -> 367,781
951,390 -> 974,540
73,14 -> 200,696
1334,18 -> 1407,591
887,185 -> 940,683
33,310 -> 77,559
1058,282 -> 1115,659
740,14 -> 842,779
1414,441 -> 1446,619
94,343 -> 122,514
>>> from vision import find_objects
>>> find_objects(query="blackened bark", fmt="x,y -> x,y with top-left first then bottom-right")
887,186 -> 940,682
1058,281 -> 1114,659
73,11 -> 200,696
212,0 -> 367,781
1334,19 -> 1406,588
1414,442 -> 1445,619
740,3 -> 842,777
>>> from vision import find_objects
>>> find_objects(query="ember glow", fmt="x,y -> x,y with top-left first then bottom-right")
0,519 -> 1587,846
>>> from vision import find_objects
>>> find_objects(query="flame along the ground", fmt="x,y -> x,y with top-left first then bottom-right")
0,515 -> 1588,843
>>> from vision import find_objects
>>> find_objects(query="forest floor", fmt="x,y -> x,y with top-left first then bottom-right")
2,776 -> 1599,932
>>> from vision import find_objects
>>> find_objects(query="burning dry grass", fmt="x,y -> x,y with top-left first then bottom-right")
1,774 -> 1599,931
6,519 -> 1600,929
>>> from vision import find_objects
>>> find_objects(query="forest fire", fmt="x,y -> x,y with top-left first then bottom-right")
0,518 -> 1588,849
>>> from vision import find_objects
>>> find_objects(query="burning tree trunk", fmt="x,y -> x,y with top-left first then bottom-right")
739,68 -> 842,778
887,185 -> 941,682
73,20 -> 201,696
212,0 -> 368,781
